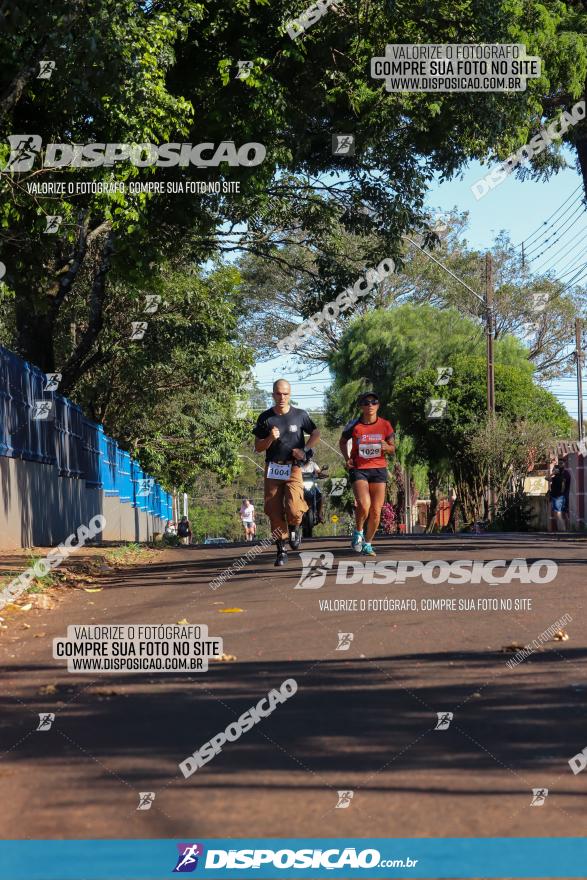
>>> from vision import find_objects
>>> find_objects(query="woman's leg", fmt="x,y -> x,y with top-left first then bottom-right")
364,481 -> 386,543
352,478 -> 371,531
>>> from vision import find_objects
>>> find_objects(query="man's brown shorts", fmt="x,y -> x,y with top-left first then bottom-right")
264,464 -> 308,540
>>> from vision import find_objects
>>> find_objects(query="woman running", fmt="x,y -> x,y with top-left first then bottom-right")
339,392 -> 395,556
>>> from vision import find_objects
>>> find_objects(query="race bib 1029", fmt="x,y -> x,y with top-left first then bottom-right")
359,442 -> 382,459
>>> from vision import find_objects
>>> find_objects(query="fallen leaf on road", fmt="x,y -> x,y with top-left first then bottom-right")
31,594 -> 56,610
501,643 -> 524,652
218,608 -> 244,613
33,633 -> 46,638
177,618 -> 189,624
553,630 -> 569,641
22,623 -> 31,629
83,588 -> 102,593
212,652 -> 237,662
38,684 -> 58,695
88,687 -> 120,699
7,602 -> 32,611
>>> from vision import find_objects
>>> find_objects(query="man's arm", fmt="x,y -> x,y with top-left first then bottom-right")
292,428 -> 321,461
255,425 -> 280,453
306,428 -> 320,449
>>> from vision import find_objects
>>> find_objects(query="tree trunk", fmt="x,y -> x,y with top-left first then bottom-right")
425,468 -> 440,532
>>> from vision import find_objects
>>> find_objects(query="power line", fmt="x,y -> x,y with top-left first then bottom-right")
531,220 -> 587,273
517,184 -> 584,250
525,203 -> 586,263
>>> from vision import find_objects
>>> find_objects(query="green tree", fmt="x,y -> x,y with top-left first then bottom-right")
325,303 -> 531,424
391,356 -> 573,523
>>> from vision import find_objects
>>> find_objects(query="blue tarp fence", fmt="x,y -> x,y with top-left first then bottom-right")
0,344 -> 173,521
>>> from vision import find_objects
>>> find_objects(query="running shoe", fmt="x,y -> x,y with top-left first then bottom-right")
361,542 -> 376,556
274,541 -> 288,566
351,529 -> 364,552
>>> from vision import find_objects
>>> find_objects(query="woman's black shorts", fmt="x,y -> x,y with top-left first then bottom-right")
349,467 -> 388,484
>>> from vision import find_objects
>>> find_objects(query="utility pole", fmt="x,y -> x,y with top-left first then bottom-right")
404,236 -> 494,418
485,252 -> 497,522
485,252 -> 495,418
576,318 -> 584,441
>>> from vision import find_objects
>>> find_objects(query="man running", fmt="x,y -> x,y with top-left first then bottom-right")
339,391 -> 395,556
253,379 -> 320,566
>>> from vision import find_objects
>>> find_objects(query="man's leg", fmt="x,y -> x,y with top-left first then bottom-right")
364,481 -> 386,543
264,478 -> 288,539
284,468 -> 308,549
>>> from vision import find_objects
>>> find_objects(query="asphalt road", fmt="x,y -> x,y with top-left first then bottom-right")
1,533 -> 586,842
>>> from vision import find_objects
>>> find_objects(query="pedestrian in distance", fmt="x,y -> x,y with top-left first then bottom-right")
240,497 -> 256,541
339,392 -> 395,557
177,516 -> 192,545
253,378 -> 321,566
549,461 -> 570,532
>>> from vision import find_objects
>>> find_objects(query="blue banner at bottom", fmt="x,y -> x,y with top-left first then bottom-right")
1,838 -> 586,879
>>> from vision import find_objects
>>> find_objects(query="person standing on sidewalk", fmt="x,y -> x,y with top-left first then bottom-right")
339,391 -> 395,557
253,379 -> 321,566
239,497 -> 256,541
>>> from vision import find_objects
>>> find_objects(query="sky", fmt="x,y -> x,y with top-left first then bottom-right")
253,157 -> 586,419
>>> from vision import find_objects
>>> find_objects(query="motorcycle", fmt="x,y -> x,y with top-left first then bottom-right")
301,465 -> 328,538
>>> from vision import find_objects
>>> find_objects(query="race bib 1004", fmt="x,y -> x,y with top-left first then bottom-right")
359,442 -> 381,459
267,461 -> 292,480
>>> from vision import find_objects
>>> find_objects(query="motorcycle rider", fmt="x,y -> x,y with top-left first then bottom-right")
300,454 -> 326,524
253,379 -> 320,566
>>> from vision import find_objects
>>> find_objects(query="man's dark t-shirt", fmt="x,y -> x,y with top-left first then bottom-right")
252,406 -> 317,464
550,473 -> 564,496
